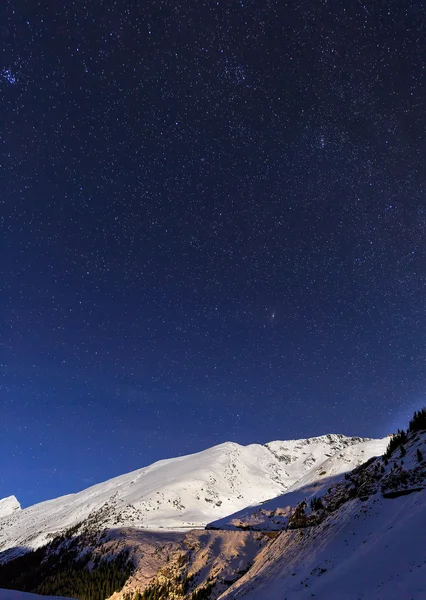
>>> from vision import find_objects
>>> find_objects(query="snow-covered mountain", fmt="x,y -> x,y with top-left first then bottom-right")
218,427 -> 426,600
0,421 -> 424,600
0,434 -> 386,554
0,498 -> 20,520
105,428 -> 424,600
208,437 -> 387,531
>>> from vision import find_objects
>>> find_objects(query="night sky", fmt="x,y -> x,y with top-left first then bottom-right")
1,1 -> 425,507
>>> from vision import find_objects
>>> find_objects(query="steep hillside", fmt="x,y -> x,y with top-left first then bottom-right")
118,529 -> 269,600
0,435 -> 383,554
219,427 -> 426,600
0,419 -> 424,600
209,437 -> 387,531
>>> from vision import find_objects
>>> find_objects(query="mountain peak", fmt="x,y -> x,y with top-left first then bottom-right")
0,495 -> 21,518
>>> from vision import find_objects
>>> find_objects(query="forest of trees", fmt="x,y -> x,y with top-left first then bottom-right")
409,407 -> 426,433
123,579 -> 214,600
0,536 -> 132,600
384,406 -> 426,460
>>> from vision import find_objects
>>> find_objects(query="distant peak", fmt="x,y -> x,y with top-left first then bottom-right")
0,495 -> 20,504
213,441 -> 240,449
0,495 -> 21,518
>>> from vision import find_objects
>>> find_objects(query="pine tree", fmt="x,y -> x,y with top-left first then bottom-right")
408,407 -> 426,432
384,429 -> 407,459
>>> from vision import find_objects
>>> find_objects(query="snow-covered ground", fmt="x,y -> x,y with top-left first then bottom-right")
219,489 -> 426,600
0,590 -> 75,600
0,434 -> 386,553
218,430 -> 426,600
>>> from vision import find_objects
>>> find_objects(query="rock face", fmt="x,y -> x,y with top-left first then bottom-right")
113,528 -> 269,600
0,497 -> 21,519
0,435 -> 387,554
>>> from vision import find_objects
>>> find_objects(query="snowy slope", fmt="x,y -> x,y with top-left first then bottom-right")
219,430 -> 426,600
0,499 -> 20,520
0,591 -> 75,600
209,437 -> 388,530
0,435 -> 385,555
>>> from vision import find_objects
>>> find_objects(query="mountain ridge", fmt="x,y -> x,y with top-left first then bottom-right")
0,434 -> 386,555
1,420 -> 424,600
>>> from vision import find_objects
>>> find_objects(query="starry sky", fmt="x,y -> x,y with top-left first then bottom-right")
1,0 -> 425,507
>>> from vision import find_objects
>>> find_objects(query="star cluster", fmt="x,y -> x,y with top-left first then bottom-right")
1,0 -> 425,505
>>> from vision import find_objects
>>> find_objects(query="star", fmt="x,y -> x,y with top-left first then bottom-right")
1,0 -> 423,506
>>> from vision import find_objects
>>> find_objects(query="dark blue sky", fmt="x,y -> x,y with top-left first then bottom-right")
1,0 -> 425,508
